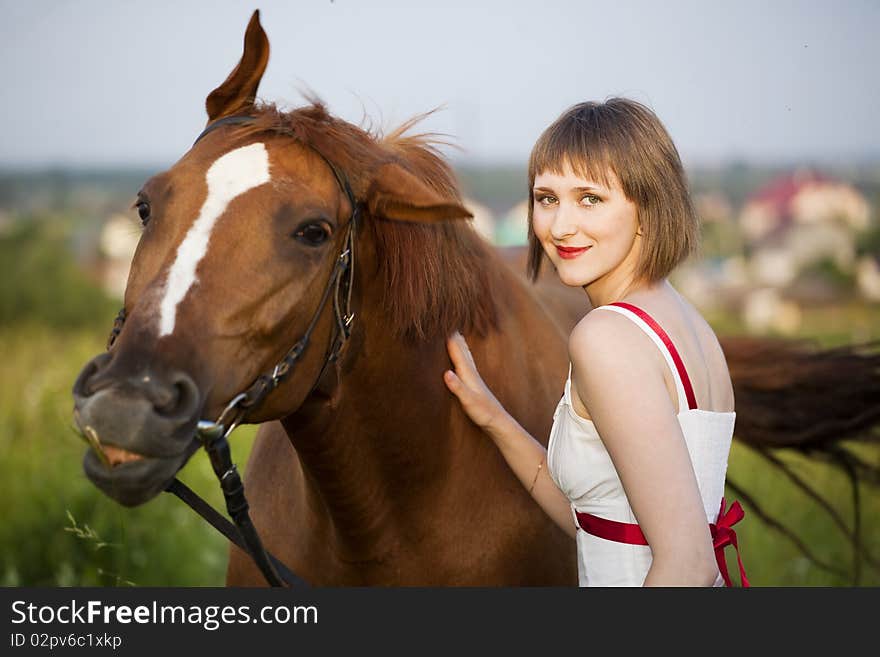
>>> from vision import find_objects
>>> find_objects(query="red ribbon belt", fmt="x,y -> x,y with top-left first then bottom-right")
575,497 -> 750,587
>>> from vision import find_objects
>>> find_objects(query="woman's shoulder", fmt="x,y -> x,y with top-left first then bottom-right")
568,296 -> 702,424
568,304 -> 663,377
589,283 -> 734,412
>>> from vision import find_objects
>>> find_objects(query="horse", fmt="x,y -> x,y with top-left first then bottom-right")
72,11 -> 880,586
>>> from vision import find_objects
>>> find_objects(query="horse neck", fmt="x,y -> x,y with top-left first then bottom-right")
278,244 -> 474,554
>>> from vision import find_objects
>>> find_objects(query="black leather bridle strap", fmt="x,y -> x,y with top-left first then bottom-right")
178,116 -> 359,587
166,478 -> 307,587
192,115 -> 259,145
234,219 -> 355,417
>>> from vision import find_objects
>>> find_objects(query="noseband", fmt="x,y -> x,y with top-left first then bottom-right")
105,116 -> 360,586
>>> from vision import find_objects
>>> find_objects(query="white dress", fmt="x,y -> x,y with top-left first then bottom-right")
546,303 -> 737,587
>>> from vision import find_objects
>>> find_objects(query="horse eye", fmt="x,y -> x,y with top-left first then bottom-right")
294,222 -> 331,246
135,201 -> 151,226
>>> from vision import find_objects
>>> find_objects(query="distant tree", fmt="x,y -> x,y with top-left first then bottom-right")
0,215 -> 117,329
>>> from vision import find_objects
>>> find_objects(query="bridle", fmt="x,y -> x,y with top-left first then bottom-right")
105,115 -> 359,587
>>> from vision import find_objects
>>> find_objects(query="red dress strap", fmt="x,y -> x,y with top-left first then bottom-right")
574,498 -> 750,587
607,302 -> 698,411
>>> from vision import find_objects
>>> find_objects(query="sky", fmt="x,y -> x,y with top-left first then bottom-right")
1,0 -> 878,168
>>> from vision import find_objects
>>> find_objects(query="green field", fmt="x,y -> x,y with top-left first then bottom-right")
1,215 -> 878,586
0,324 -> 255,586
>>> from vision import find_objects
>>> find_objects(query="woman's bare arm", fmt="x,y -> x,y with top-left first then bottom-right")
444,332 -> 577,539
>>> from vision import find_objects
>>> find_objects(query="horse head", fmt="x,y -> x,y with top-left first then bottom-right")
72,10 -> 474,507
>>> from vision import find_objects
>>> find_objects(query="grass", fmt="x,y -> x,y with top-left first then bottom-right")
726,442 -> 880,585
0,324 -> 257,586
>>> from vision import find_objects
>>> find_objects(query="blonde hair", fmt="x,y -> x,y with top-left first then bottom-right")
526,98 -> 699,282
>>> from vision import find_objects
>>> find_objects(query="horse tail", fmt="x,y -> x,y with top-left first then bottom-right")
720,335 -> 880,583
723,336 -> 880,451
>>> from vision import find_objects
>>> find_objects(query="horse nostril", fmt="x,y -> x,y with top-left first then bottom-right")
154,373 -> 200,420
73,353 -> 113,398
152,382 -> 177,414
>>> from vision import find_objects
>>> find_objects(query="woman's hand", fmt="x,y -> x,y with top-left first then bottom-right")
444,331 -> 509,433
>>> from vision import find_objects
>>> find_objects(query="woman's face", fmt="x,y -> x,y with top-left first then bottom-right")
532,161 -> 641,293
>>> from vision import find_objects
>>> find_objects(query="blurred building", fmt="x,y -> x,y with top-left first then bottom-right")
740,169 -> 869,284
462,196 -> 495,243
857,255 -> 880,302
732,169 -> 874,332
98,213 -> 140,299
694,191 -> 734,225
495,199 -> 529,246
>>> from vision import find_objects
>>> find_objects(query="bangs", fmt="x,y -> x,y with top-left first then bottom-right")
529,108 -> 616,190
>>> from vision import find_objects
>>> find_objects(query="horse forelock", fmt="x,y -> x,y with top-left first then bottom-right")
229,101 -> 500,343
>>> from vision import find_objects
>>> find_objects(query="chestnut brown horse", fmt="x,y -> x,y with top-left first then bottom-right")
73,11 -> 880,585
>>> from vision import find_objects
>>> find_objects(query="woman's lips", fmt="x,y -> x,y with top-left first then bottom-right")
555,245 -> 591,259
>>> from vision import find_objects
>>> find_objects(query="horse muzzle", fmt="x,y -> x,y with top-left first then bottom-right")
72,352 -> 203,506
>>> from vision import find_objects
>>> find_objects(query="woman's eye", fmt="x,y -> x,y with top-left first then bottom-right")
294,222 -> 331,246
135,200 -> 151,226
581,194 -> 601,206
536,195 -> 557,207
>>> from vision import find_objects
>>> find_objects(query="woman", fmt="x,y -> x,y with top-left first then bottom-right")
444,98 -> 748,587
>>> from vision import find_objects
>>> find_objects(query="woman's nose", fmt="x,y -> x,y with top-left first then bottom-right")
550,203 -> 578,241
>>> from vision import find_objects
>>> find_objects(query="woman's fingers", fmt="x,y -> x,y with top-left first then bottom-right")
444,359 -> 489,427
446,332 -> 479,384
443,368 -> 463,396
446,333 -> 467,371
446,333 -> 486,400
444,331 -> 504,431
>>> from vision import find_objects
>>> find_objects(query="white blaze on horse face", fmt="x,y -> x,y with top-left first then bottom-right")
158,142 -> 270,337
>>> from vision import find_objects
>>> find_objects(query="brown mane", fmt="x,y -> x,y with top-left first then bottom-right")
234,101 -> 500,342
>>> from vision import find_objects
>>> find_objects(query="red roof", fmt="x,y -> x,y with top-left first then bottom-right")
748,170 -> 834,222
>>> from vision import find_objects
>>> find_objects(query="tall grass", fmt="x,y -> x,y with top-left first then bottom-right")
0,325 -> 258,586
0,215 -> 256,585
726,442 -> 879,585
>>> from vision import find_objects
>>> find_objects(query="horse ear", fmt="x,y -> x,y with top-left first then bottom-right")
366,162 -> 473,223
205,10 -> 269,121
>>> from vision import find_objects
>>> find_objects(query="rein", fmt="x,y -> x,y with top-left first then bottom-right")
106,116 -> 360,587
